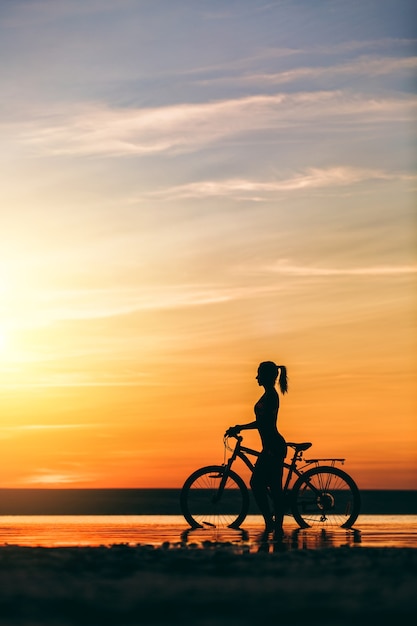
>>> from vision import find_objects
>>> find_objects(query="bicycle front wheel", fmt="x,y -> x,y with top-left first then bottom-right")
291,466 -> 361,529
180,465 -> 249,529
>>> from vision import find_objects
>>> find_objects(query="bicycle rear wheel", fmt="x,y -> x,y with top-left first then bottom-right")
180,465 -> 249,529
291,466 -> 361,528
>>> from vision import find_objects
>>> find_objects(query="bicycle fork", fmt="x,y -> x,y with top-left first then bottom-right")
211,463 -> 232,503
211,443 -> 240,504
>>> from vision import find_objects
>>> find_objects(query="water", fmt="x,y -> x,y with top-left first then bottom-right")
0,515 -> 416,549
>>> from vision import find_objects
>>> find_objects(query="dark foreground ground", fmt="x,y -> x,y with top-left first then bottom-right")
0,543 -> 416,626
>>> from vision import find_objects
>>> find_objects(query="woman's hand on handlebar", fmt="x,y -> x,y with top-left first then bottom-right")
225,425 -> 240,438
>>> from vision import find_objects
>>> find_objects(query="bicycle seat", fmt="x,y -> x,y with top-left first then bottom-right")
287,442 -> 312,452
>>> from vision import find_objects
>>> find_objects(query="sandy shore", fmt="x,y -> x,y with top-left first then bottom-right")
1,543 -> 416,625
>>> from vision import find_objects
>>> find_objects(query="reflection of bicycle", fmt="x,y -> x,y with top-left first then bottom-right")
180,434 -> 361,530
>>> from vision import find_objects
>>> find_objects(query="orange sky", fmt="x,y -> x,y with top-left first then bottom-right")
0,1 -> 416,490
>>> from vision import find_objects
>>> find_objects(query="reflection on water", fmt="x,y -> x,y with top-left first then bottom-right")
254,527 -> 362,553
0,515 -> 415,549
181,522 -> 362,552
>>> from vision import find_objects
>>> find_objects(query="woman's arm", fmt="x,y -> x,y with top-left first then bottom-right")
225,421 -> 257,436
236,421 -> 257,431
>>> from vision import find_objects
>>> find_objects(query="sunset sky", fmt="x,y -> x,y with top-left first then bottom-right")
0,0 -> 416,490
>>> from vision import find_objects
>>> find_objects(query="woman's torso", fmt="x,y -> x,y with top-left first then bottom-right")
254,389 -> 286,455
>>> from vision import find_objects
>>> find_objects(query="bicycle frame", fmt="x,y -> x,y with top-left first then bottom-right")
222,435 -> 346,496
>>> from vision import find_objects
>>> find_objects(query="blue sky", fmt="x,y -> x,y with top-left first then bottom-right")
0,0 -> 416,487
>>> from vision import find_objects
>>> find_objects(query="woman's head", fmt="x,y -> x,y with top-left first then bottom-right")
257,361 -> 288,394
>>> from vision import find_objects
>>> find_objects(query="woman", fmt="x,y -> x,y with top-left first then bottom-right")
226,361 -> 288,535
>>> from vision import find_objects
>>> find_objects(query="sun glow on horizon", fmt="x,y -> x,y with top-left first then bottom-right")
0,0 -> 416,491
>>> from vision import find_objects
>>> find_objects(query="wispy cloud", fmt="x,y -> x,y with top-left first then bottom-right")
181,39 -> 417,77
296,38 -> 417,55
14,91 -> 417,157
199,55 -> 417,87
3,283 -> 289,330
1,423 -> 103,432
143,167 -> 416,201
3,260 -> 415,340
0,423 -> 105,440
22,470 -> 96,485
263,261 -> 417,277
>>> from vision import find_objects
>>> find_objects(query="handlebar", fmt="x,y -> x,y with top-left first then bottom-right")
223,431 -> 243,442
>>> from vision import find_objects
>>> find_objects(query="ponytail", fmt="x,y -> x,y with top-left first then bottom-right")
278,365 -> 288,394
258,360 -> 288,393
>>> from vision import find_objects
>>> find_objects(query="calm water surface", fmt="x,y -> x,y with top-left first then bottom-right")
0,515 -> 416,550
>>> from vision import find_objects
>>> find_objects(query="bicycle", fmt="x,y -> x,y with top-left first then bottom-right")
180,433 -> 361,530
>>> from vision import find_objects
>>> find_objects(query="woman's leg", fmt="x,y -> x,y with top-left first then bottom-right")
267,459 -> 285,535
250,454 -> 274,530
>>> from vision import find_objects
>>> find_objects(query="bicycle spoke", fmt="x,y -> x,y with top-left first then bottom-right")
291,466 -> 360,528
180,465 -> 249,529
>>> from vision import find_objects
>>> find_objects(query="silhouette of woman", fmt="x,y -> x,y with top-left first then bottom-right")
226,361 -> 288,536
